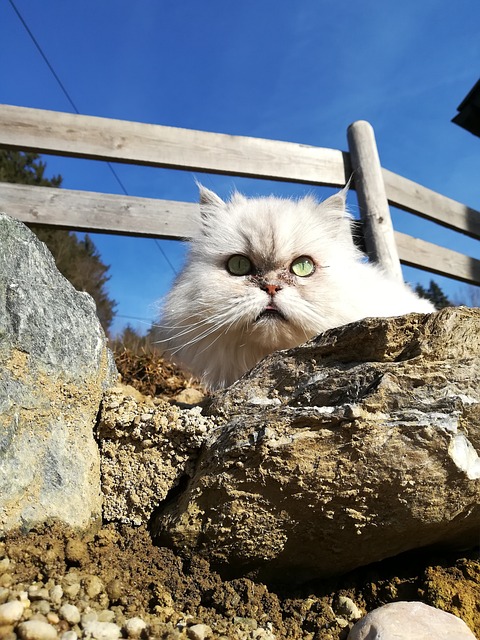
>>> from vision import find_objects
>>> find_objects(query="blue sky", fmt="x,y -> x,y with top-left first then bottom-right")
1,0 -> 479,335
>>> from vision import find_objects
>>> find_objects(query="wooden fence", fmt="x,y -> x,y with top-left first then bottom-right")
0,104 -> 479,286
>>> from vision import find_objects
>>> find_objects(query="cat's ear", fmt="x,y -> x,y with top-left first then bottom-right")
230,190 -> 247,205
197,183 -> 225,215
315,185 -> 359,251
319,183 -> 350,217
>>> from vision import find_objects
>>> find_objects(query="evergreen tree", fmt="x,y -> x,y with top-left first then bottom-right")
415,280 -> 452,310
0,150 -> 62,187
0,150 -> 117,333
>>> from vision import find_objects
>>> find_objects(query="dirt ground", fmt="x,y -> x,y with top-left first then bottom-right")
1,350 -> 478,639
2,523 -> 479,639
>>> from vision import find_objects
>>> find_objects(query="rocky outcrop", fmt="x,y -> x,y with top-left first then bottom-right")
0,213 -> 117,535
153,307 -> 480,583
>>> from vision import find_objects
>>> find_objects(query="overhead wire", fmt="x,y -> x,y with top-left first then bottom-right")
7,0 -> 177,277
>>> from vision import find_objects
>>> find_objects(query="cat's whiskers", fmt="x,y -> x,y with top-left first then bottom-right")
161,302 -> 252,356
191,316 -> 246,358
163,295 -> 321,358
155,306 -> 241,343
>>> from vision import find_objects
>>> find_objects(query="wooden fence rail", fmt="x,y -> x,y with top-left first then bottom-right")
0,104 -> 350,186
0,104 -> 479,286
0,181 -> 198,240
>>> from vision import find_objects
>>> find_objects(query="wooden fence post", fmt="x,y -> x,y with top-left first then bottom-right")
347,120 -> 404,283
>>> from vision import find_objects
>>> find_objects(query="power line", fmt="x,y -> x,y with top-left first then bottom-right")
8,0 -> 177,276
154,239 -> 177,274
7,0 -> 79,114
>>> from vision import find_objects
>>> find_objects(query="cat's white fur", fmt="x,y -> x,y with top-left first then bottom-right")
158,186 -> 434,389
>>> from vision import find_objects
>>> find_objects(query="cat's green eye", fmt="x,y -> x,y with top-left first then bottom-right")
227,254 -> 252,276
291,256 -> 315,277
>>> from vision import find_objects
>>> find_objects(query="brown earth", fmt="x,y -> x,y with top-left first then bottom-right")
1,350 -> 478,639
2,523 -> 479,639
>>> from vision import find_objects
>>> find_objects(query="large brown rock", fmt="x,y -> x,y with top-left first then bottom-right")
153,307 -> 480,583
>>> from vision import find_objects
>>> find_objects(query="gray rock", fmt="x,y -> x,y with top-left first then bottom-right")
153,308 -> 480,582
347,601 -> 476,639
0,213 -> 117,534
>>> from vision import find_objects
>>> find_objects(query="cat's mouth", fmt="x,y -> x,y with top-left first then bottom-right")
255,306 -> 286,322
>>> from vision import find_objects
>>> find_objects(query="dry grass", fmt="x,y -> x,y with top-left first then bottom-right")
113,347 -> 203,399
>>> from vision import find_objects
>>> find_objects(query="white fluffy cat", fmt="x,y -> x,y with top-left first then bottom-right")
158,186 -> 434,389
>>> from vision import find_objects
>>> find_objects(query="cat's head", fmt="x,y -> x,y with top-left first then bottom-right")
160,185 -> 361,387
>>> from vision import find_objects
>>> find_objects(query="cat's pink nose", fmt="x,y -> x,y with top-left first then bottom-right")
263,283 -> 282,296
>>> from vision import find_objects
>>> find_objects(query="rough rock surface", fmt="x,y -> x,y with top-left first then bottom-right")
98,386 -> 216,526
347,601 -> 477,639
0,213 -> 117,534
153,307 -> 480,583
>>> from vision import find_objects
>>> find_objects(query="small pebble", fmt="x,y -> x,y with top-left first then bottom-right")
28,586 -> 49,602
17,619 -> 58,640
60,632 -> 78,640
62,584 -> 80,598
233,617 -> 257,630
187,623 -> 212,640
49,586 -> 63,605
81,620 -> 122,640
32,601 -> 51,616
28,614 -> 49,623
336,616 -> 350,628
124,617 -> 147,638
62,573 -> 81,599
83,576 -> 104,599
62,572 -> 80,587
105,580 -> 122,602
59,604 -> 81,625
0,558 -> 11,573
0,600 -> 25,625
81,611 -> 98,626
18,592 -> 31,607
28,584 -> 50,600
0,627 -> 16,640
46,613 -> 60,625
335,595 -> 363,621
0,574 -> 13,587
65,541 -> 88,566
